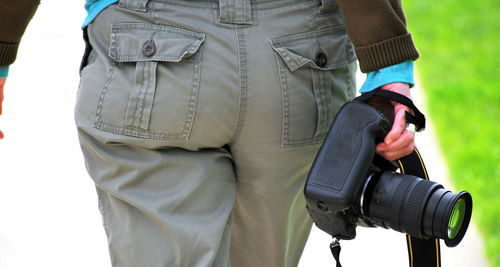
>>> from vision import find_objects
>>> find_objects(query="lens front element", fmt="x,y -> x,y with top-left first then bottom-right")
448,199 -> 466,239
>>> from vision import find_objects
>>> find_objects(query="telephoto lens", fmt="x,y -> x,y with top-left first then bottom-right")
362,171 -> 473,247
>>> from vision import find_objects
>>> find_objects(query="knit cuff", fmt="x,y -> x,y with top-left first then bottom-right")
356,33 -> 419,73
0,42 -> 19,67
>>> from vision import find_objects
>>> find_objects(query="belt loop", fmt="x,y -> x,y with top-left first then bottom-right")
118,0 -> 151,12
319,0 -> 339,14
219,0 -> 253,25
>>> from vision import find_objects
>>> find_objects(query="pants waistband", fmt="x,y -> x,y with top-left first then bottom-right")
118,0 -> 339,25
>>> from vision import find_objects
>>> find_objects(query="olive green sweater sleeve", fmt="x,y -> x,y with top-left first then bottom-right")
0,0 -> 40,67
337,0 -> 419,72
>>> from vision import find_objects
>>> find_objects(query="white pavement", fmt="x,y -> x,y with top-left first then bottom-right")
0,1 -> 489,266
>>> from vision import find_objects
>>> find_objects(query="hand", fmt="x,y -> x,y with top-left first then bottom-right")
0,77 -> 5,139
375,82 -> 415,161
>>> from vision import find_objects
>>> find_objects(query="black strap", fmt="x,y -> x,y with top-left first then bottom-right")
330,239 -> 342,267
355,89 -> 426,132
398,149 -> 442,267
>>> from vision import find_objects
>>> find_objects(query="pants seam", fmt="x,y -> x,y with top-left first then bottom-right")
95,64 -> 116,124
229,26 -> 248,144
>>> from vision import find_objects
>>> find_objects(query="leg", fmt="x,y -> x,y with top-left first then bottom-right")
79,131 -> 236,267
76,3 -> 239,266
227,2 -> 357,265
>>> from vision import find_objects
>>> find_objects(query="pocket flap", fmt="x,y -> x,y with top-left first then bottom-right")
109,23 -> 205,63
271,26 -> 356,71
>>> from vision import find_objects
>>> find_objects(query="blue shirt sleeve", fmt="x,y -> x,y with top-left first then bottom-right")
359,60 -> 415,93
83,0 -> 119,28
0,66 -> 9,78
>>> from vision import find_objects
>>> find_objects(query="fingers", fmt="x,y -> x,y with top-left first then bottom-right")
384,103 -> 408,144
377,103 -> 415,161
376,83 -> 415,161
376,130 -> 414,161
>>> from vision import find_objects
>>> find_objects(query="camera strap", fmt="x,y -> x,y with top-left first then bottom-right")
355,89 -> 426,131
351,90 -> 440,267
398,149 -> 442,267
330,238 -> 342,267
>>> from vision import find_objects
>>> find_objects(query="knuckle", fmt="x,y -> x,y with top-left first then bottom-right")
385,153 -> 397,161
406,133 -> 415,143
405,144 -> 415,155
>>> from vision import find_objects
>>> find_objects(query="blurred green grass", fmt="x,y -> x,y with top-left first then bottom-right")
405,0 -> 500,265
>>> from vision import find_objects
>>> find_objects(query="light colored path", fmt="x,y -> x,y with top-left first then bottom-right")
0,1 -> 488,266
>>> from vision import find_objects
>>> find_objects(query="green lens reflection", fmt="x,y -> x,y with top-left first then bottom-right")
448,199 -> 466,239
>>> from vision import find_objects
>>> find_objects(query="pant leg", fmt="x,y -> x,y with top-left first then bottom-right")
75,1 -> 356,267
75,3 -> 240,266
79,132 -> 236,267
227,2 -> 357,266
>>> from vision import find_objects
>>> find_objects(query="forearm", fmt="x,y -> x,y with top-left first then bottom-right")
0,0 -> 40,66
337,0 -> 419,72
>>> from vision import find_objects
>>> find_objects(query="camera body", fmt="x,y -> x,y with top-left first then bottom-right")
304,99 -> 472,246
304,100 -> 389,239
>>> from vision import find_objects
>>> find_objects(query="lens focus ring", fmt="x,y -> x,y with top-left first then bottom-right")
402,179 -> 437,237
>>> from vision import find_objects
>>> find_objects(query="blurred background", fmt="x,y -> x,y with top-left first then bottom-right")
0,0 -> 497,266
404,0 -> 499,265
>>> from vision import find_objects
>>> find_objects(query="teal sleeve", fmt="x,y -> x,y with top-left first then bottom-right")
359,60 -> 415,93
0,66 -> 9,77
82,0 -> 119,28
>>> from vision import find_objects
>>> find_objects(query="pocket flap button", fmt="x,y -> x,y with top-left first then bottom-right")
315,52 -> 327,68
142,40 -> 156,57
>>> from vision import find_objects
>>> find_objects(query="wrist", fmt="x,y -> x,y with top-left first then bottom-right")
380,82 -> 412,99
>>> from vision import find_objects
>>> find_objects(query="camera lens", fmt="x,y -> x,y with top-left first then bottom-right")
424,189 -> 472,247
363,171 -> 472,247
448,198 -> 466,239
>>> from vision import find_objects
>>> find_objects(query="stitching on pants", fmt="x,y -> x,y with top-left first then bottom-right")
95,64 -> 117,124
277,58 -> 326,147
314,70 -> 326,136
229,26 -> 248,144
96,187 -> 111,241
185,46 -> 203,137
124,61 -> 158,130
134,62 -> 149,128
276,53 -> 290,146
93,45 -> 203,140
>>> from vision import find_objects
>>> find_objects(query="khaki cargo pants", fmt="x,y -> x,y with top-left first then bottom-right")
75,0 -> 356,266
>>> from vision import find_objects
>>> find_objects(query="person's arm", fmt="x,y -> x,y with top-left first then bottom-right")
337,0 -> 419,73
358,60 -> 416,160
337,0 -> 418,161
0,0 -> 39,66
0,0 -> 40,139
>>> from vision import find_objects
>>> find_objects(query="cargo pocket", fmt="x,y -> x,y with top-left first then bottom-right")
271,26 -> 356,146
94,22 -> 205,140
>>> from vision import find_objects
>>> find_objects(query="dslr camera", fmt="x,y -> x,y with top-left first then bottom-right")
304,96 -> 472,247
